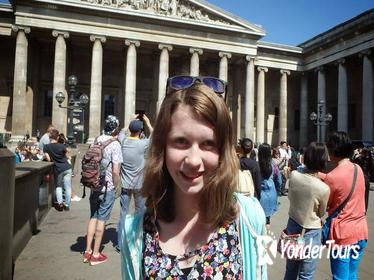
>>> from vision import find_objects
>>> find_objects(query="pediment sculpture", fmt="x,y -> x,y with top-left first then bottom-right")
80,0 -> 232,26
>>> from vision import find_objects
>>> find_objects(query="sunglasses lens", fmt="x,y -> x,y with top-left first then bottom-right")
169,76 -> 195,90
202,78 -> 225,94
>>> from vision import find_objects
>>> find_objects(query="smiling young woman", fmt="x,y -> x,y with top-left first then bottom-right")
121,81 -> 268,280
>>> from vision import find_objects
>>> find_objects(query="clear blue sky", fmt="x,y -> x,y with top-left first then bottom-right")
208,0 -> 374,46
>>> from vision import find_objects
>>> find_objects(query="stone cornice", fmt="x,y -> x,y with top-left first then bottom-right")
90,35 -> 106,43
52,30 -> 70,39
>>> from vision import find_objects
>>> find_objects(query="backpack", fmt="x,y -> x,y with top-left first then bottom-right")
237,169 -> 255,197
80,137 -> 117,198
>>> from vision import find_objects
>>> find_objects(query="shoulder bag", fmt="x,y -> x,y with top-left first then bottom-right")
321,163 -> 358,245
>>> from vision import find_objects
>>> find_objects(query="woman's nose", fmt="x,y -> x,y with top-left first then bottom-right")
184,145 -> 203,167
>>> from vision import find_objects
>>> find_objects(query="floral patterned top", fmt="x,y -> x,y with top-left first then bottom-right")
142,213 -> 242,279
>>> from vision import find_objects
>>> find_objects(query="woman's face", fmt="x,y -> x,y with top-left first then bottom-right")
165,105 -> 219,196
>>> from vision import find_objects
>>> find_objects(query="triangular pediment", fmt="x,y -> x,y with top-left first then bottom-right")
49,0 -> 265,36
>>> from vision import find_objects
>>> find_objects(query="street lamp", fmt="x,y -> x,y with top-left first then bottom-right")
55,75 -> 89,147
309,99 -> 333,143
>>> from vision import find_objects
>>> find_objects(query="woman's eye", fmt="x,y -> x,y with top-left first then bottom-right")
174,137 -> 188,146
202,140 -> 216,150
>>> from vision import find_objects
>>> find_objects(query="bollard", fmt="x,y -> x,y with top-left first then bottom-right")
0,147 -> 15,280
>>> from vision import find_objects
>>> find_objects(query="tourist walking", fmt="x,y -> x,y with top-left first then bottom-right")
121,77 -> 267,279
83,115 -> 123,266
322,131 -> 368,279
283,142 -> 330,280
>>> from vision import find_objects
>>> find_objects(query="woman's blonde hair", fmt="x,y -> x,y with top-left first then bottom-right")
141,84 -> 238,227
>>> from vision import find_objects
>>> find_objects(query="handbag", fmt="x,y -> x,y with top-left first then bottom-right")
321,164 -> 358,245
277,227 -> 306,260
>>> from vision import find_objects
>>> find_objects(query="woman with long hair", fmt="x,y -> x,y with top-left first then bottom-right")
283,142 -> 330,280
258,143 -> 282,230
121,77 -> 267,279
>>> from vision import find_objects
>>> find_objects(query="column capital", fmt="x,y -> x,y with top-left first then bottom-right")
189,48 -> 203,55
219,52 -> 232,59
158,44 -> 173,51
314,66 -> 324,73
52,30 -> 69,39
125,39 -> 140,47
12,25 -> 31,34
335,58 -> 346,65
280,69 -> 290,75
245,55 -> 256,62
257,66 -> 268,73
359,49 -> 371,58
90,35 -> 106,43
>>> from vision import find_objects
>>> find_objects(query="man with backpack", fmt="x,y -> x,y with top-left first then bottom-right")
83,115 -> 122,266
116,114 -> 153,252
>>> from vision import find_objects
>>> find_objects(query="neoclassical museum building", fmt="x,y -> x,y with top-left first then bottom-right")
0,0 -> 373,147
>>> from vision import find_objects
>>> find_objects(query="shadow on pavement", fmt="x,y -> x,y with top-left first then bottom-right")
70,227 -> 118,253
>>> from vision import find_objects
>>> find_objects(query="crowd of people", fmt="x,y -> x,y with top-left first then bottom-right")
11,74 -> 373,279
83,76 -> 372,279
236,132 -> 371,279
14,124 -> 81,209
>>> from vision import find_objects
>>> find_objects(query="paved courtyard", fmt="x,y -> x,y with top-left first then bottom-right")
13,171 -> 374,279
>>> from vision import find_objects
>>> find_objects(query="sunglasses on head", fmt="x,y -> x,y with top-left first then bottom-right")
166,75 -> 227,101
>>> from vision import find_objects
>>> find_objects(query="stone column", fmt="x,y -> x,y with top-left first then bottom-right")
52,30 -> 69,135
279,69 -> 290,143
317,66 -> 327,142
189,48 -> 203,76
157,44 -> 172,113
337,58 -> 348,133
299,73 -> 308,148
245,55 -> 255,139
361,50 -> 373,142
256,66 -> 268,144
124,40 -> 140,127
87,35 -> 106,143
10,26 -> 31,142
219,52 -> 231,82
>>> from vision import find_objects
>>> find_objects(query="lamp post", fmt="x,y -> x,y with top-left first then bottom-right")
309,99 -> 332,143
55,75 -> 89,147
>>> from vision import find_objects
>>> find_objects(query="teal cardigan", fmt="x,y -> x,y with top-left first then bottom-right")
121,193 -> 267,280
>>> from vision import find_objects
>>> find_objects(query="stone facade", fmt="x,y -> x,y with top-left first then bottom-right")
0,0 -> 373,147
